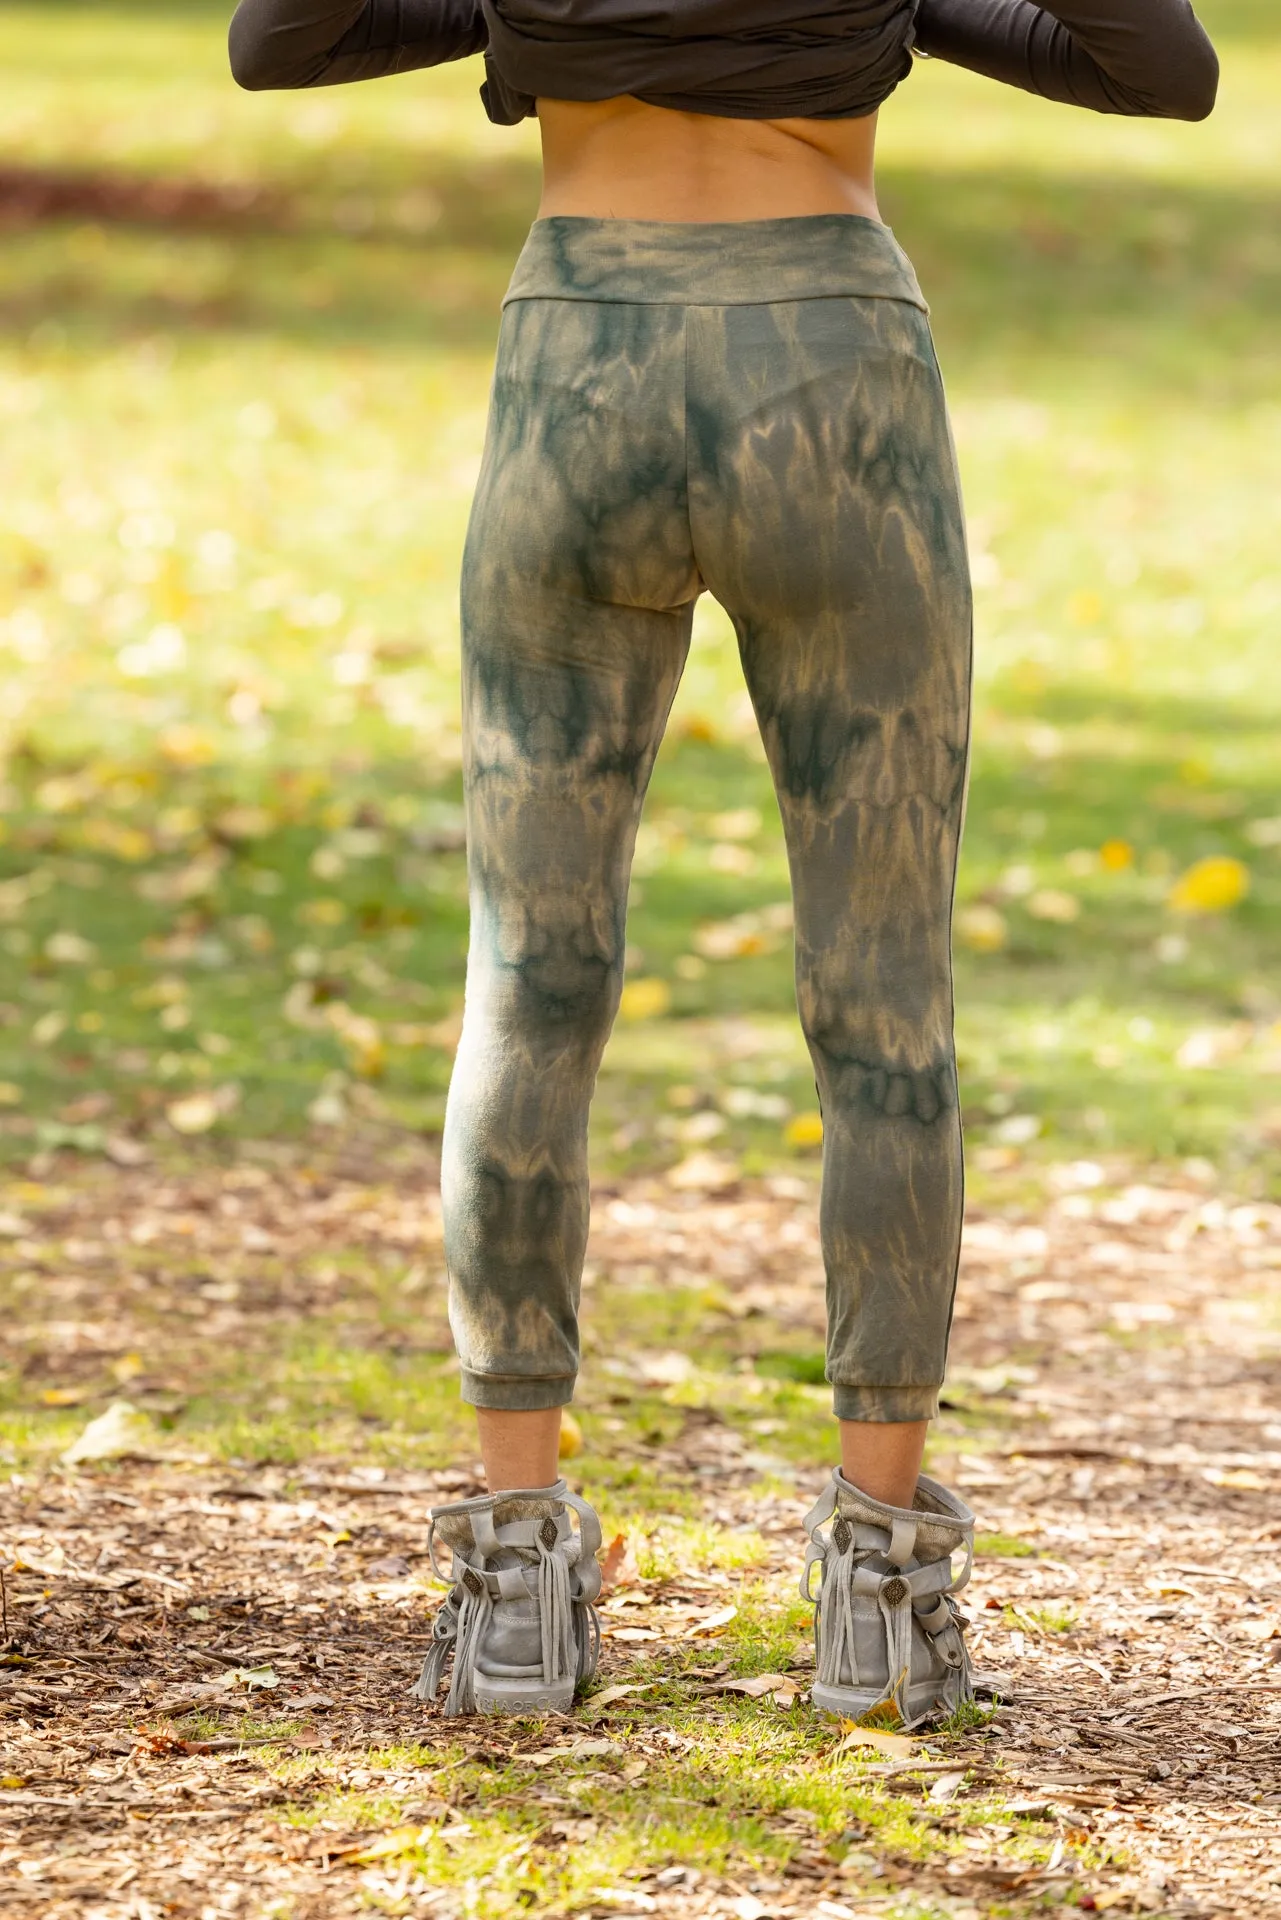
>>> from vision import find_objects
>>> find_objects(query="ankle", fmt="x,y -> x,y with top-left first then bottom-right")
838,1416 -> 928,1508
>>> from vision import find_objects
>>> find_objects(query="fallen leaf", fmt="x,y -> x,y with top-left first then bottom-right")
666,1152 -> 740,1193
693,918 -> 768,960
62,1400 -> 158,1465
583,1683 -> 655,1713
714,1673 -> 801,1698
218,1665 -> 278,1691
618,977 -> 671,1021
1099,838 -> 1134,871
1168,854 -> 1250,914
215,806 -> 273,841
679,1605 -> 737,1638
44,930 -> 97,965
289,1692 -> 334,1711
32,1010 -> 68,1046
834,1723 -> 918,1760
40,1386 -> 91,1407
559,1410 -> 584,1459
164,1093 -> 219,1135
104,1134 -> 150,1167
729,1897 -> 771,1920
1026,888 -> 1080,924
599,1532 -> 628,1590
363,1555 -> 411,1579
928,1769 -> 967,1800
956,904 -> 1008,952
344,1825 -> 432,1864
784,1110 -> 823,1148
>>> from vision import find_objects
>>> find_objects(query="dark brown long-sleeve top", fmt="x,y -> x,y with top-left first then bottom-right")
228,0 -> 1219,128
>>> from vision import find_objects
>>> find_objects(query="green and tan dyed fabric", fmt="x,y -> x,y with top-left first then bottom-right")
443,215 -> 973,1422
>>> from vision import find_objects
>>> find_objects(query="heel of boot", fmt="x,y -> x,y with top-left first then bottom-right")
473,1674 -> 576,1716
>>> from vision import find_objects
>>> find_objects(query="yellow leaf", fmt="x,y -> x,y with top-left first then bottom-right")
1026,888 -> 1081,924
559,1411 -> 584,1459
157,725 -> 217,767
1099,838 -> 1134,872
215,806 -> 273,841
0,1083 -> 22,1107
62,1400 -> 157,1465
618,977 -> 671,1021
297,896 -> 346,927
1067,589 -> 1102,625
955,904 -> 1007,953
1204,1467 -> 1266,1491
1168,855 -> 1250,915
835,1722 -> 917,1759
681,715 -> 718,743
320,1529 -> 352,1548
693,920 -> 769,961
45,931 -> 97,965
680,1604 -> 737,1637
667,1152 -> 741,1192
346,1826 -> 432,1865
41,1387 -> 89,1407
166,1092 -> 219,1135
0,1776 -> 25,1789
785,1110 -> 824,1149
82,820 -> 152,862
32,1011 -> 68,1047
709,808 -> 762,841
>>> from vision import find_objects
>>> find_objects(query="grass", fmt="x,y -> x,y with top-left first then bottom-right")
263,1716 -> 1084,1914
0,1 -> 1278,1192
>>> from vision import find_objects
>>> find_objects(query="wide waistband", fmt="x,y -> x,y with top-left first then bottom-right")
503,215 -> 928,311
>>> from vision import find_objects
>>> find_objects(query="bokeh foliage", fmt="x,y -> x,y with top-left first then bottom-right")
0,0 -> 1278,1186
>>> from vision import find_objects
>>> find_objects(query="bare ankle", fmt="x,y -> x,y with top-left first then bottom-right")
838,1417 -> 928,1508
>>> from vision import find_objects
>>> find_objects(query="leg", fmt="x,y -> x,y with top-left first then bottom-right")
839,1417 -> 928,1508
445,294 -> 699,1441
687,293 -> 973,1446
476,1408 -> 562,1492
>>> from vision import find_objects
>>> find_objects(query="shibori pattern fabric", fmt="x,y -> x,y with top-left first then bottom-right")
444,215 -> 972,1422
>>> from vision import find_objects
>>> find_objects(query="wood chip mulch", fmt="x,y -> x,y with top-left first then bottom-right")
1,1158 -> 1279,1918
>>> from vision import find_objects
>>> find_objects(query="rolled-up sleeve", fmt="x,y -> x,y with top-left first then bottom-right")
913,0 -> 1219,121
229,0 -> 486,91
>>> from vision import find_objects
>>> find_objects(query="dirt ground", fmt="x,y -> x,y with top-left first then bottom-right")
1,1156 -> 1279,1919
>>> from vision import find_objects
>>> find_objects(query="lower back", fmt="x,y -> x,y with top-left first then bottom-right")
536,97 -> 880,223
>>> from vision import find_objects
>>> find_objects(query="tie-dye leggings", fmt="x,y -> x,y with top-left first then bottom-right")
443,215 -> 972,1424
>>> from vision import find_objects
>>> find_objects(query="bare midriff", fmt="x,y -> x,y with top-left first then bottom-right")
536,96 -> 880,224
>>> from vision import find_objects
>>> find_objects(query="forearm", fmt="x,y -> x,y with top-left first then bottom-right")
229,0 -> 485,90
913,0 -> 1219,120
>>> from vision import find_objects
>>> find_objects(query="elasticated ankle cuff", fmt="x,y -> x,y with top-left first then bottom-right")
832,1383 -> 940,1423
460,1369 -> 576,1411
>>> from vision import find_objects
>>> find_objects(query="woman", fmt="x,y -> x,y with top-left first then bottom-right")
228,0 -> 1218,1721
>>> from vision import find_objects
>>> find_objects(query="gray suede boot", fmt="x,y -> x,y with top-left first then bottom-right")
414,1479 -> 602,1715
803,1469 -> 976,1727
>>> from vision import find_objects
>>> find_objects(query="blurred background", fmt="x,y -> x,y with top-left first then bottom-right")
0,0 -> 1278,1191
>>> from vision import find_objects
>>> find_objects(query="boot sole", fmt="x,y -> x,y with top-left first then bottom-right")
473,1678 -> 576,1716
812,1679 -> 951,1723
